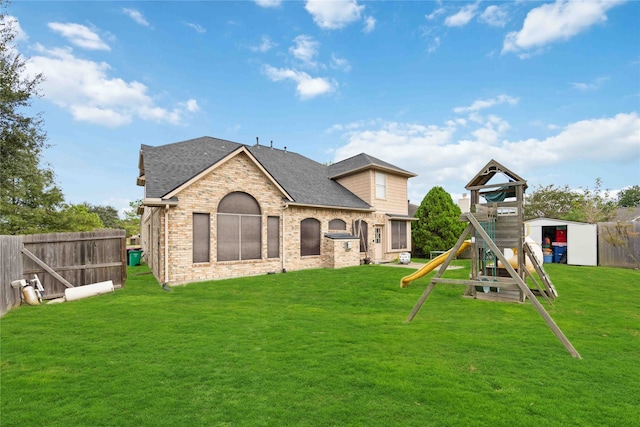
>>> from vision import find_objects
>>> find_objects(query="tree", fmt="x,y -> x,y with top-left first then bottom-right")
562,178 -> 616,223
412,186 -> 465,255
617,185 -> 640,208
0,3 -> 64,234
524,184 -> 578,221
119,199 -> 141,237
47,204 -> 103,232
85,203 -> 120,228
524,179 -> 616,223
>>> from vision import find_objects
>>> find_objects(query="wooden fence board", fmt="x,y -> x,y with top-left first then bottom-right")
0,235 -> 24,316
598,222 -> 640,269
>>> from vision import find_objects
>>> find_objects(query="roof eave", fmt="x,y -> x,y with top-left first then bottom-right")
285,201 -> 374,212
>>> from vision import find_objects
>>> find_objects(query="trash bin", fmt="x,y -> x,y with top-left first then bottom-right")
554,246 -> 567,263
128,249 -> 142,266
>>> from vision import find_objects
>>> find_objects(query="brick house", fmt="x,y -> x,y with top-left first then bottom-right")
137,136 -> 417,285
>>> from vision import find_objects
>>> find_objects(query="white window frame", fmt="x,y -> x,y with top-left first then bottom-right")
375,172 -> 386,199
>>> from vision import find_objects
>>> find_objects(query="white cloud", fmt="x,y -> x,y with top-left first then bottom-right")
444,2 -> 479,27
289,35 -> 320,68
330,54 -> 351,72
331,112 -> 639,203
305,0 -> 365,30
48,22 -> 110,51
363,16 -> 376,33
426,7 -> 446,21
502,0 -> 625,55
25,44 -> 197,127
185,22 -> 206,34
122,8 -> 150,27
570,76 -> 609,91
427,36 -> 441,54
255,0 -> 282,8
453,94 -> 519,114
182,99 -> 200,112
262,65 -> 336,99
250,36 -> 277,53
479,5 -> 508,27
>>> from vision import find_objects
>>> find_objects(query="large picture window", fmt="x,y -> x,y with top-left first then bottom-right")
193,213 -> 210,263
217,192 -> 261,261
391,220 -> 407,250
300,218 -> 321,256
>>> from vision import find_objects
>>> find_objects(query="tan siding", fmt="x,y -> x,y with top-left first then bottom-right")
371,173 -> 409,214
336,171 -> 373,204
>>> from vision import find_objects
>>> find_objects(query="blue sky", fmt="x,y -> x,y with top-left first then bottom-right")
8,0 -> 640,215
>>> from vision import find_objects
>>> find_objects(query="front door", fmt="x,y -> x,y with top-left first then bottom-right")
374,227 -> 383,261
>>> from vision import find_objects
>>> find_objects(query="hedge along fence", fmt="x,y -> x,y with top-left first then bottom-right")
0,229 -> 127,317
598,221 -> 640,269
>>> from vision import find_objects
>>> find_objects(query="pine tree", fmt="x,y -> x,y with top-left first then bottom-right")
412,186 -> 465,255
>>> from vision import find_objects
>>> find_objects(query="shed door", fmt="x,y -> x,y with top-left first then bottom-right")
567,224 -> 597,266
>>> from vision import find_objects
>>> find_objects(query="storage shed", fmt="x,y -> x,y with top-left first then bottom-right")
525,218 -> 598,266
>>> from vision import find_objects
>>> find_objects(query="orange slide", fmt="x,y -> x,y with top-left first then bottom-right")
400,241 -> 471,288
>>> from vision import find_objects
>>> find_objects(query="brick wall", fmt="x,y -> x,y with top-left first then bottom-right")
143,151 -> 378,285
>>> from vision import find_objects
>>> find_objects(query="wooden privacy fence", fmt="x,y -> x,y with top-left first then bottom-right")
598,221 -> 640,269
0,229 -> 127,317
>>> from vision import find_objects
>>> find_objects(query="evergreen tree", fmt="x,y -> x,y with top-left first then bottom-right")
0,3 -> 64,234
412,186 -> 465,255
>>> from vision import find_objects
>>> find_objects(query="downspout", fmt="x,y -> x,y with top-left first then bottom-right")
164,204 -> 169,283
282,203 -> 288,273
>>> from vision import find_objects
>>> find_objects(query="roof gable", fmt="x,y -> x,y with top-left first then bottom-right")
465,159 -> 527,191
164,146 -> 293,201
141,136 -> 243,199
328,153 -> 416,179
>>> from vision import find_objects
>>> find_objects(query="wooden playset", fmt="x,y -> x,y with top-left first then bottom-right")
403,159 -> 581,358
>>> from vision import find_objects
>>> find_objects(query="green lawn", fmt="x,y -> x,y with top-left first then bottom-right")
1,261 -> 639,426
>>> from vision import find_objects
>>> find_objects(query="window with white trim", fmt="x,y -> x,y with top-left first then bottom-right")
375,172 -> 386,199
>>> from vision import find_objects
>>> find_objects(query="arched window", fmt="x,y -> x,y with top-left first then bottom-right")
300,218 -> 321,256
217,192 -> 261,261
328,219 -> 346,231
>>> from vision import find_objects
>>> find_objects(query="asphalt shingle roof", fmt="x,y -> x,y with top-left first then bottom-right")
328,153 -> 416,178
142,137 -> 243,199
141,137 -> 372,210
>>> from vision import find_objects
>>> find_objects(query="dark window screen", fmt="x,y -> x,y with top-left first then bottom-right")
300,218 -> 321,256
391,220 -> 407,249
241,216 -> 261,260
217,192 -> 262,262
217,215 -> 240,261
329,219 -> 346,230
193,213 -> 210,263
267,216 -> 280,258
218,192 -> 261,214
